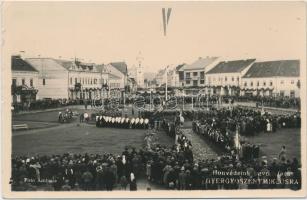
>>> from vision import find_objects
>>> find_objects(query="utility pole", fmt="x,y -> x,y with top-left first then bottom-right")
165,65 -> 170,101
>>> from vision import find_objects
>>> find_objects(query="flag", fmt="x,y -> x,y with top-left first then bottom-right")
162,8 -> 172,36
234,126 -> 241,150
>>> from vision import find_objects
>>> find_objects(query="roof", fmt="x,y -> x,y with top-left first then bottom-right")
54,59 -> 74,70
110,62 -> 128,75
176,64 -> 186,71
96,64 -> 106,73
206,59 -> 256,74
11,56 -> 38,72
109,73 -> 121,79
156,69 -> 166,76
129,77 -> 137,84
26,58 -> 67,72
243,60 -> 300,78
184,57 -> 218,70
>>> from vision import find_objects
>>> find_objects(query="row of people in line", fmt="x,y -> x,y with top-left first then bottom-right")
95,116 -> 150,129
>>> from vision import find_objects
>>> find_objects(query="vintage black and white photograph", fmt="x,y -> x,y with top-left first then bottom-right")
1,1 -> 306,198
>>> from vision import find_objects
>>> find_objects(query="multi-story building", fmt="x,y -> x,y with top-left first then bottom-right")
182,57 -> 219,95
11,55 -> 39,104
205,59 -> 256,96
101,62 -> 128,89
241,60 -> 300,97
26,58 -> 102,100
155,68 -> 167,87
166,64 -> 186,88
98,62 -> 128,98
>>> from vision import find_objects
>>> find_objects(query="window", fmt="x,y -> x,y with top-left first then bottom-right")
30,79 -> 33,87
94,79 -> 97,84
244,82 -> 247,87
193,72 -> 198,76
82,78 -> 84,84
237,77 -> 240,81
257,81 -> 259,86
22,79 -> 25,85
232,77 -> 234,82
186,72 -> 190,78
250,81 -> 253,87
263,81 -> 266,86
12,79 -> 17,87
280,80 -> 284,84
193,80 -> 198,86
75,78 -> 77,84
179,72 -> 184,81
43,78 -> 46,85
291,80 -> 294,84
280,90 -> 285,97
186,80 -> 190,84
70,77 -> 72,85
270,81 -> 273,86
225,77 -> 227,81
290,90 -> 295,98
200,72 -> 205,79
200,80 -> 205,84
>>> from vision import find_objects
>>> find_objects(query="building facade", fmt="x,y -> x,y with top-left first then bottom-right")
241,60 -> 300,97
26,58 -> 102,100
205,59 -> 255,96
11,55 -> 39,105
182,57 -> 219,95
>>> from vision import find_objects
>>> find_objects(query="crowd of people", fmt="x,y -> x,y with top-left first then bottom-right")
192,107 -> 300,153
11,105 -> 302,191
95,116 -> 150,129
192,107 -> 300,136
236,95 -> 301,109
11,143 -> 301,191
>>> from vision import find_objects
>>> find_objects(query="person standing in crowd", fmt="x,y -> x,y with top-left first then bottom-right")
61,179 -> 72,191
279,146 -> 287,161
178,167 -> 186,190
129,173 -> 137,191
82,168 -> 93,191
119,175 -> 128,190
104,167 -> 115,191
84,100 -> 88,110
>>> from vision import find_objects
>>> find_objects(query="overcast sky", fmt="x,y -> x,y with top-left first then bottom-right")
4,1 -> 306,73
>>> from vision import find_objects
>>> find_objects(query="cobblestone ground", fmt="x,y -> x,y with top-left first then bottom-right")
182,129 -> 220,161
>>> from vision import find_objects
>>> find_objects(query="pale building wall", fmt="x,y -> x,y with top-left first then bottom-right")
104,64 -> 126,89
12,71 -> 39,88
241,77 -> 300,97
26,58 -> 69,99
11,71 -> 39,103
184,69 -> 205,87
206,72 -> 241,87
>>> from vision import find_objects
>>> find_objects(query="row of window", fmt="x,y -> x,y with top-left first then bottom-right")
186,80 -> 205,85
12,78 -> 34,87
243,80 -> 297,87
205,89 -> 296,98
110,83 -> 120,88
70,77 -> 99,85
208,76 -> 240,82
185,72 -> 205,79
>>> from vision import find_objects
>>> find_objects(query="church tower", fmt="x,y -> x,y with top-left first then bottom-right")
136,51 -> 144,88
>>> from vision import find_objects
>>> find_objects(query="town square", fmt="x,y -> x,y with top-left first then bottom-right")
3,1 -> 305,195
